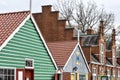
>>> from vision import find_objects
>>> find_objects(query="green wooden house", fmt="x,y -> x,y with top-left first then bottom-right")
0,11 -> 56,80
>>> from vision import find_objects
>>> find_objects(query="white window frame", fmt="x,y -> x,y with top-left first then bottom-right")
107,69 -> 111,76
0,67 -> 16,80
25,58 -> 34,69
118,70 -> 120,79
92,68 -> 97,80
112,49 -> 116,66
107,69 -> 111,80
113,70 -> 115,77
100,43 -> 104,64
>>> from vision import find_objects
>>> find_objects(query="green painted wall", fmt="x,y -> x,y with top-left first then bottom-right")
0,18 -> 56,80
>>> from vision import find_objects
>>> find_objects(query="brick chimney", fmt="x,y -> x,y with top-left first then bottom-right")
86,29 -> 94,35
99,20 -> 104,39
42,5 -> 52,14
112,29 -> 116,66
112,29 -> 116,46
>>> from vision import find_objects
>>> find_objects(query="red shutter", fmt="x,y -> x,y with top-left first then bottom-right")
16,69 -> 25,80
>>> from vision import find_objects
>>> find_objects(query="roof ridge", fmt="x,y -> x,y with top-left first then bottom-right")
0,10 -> 30,15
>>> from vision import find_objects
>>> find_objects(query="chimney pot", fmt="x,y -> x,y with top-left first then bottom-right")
87,29 -> 94,35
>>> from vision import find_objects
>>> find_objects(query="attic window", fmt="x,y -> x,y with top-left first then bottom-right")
25,59 -> 34,68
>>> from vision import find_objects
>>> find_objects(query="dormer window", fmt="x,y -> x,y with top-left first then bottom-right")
100,43 -> 104,64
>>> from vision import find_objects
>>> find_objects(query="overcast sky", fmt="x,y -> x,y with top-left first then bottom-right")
0,0 -> 120,26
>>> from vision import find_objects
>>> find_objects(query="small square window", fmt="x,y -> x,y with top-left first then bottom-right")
25,59 -> 34,68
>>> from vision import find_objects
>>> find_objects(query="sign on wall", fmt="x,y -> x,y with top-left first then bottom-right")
101,76 -> 108,80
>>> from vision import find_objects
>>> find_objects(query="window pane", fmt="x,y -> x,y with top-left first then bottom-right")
79,75 -> 85,80
11,76 -> 14,80
0,75 -> 3,80
11,70 -> 14,75
4,76 -> 7,80
8,76 -> 10,80
0,69 -> 3,74
8,69 -> 11,75
4,69 -> 7,75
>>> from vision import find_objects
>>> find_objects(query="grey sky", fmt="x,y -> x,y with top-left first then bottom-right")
0,0 -> 120,26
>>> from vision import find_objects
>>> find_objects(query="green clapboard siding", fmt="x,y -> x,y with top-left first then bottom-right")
0,18 -> 56,80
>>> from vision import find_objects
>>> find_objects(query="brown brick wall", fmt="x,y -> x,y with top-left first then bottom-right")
63,72 -> 71,80
65,28 -> 74,41
33,5 -> 67,42
82,46 -> 91,62
58,20 -> 66,41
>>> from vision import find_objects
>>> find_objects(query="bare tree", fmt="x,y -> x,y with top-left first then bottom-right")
73,1 -> 101,33
53,0 -> 75,27
100,10 -> 114,34
54,0 -> 114,34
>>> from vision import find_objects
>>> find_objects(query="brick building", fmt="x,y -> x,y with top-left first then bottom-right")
33,5 -> 120,80
33,5 -> 90,80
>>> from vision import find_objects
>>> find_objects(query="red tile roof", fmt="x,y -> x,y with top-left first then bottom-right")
47,41 -> 78,67
0,11 -> 30,46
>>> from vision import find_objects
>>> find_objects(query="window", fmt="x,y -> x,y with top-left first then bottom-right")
100,44 -> 104,53
57,74 -> 62,80
112,49 -> 116,66
100,44 -> 104,64
92,68 -> 97,80
118,70 -> 120,80
93,76 -> 97,80
25,59 -> 34,68
107,70 -> 111,80
0,68 -> 15,80
79,75 -> 86,80
101,54 -> 104,64
113,70 -> 115,77
93,68 -> 96,74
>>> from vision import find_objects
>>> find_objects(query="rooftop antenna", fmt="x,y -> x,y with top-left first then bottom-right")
30,0 -> 32,14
